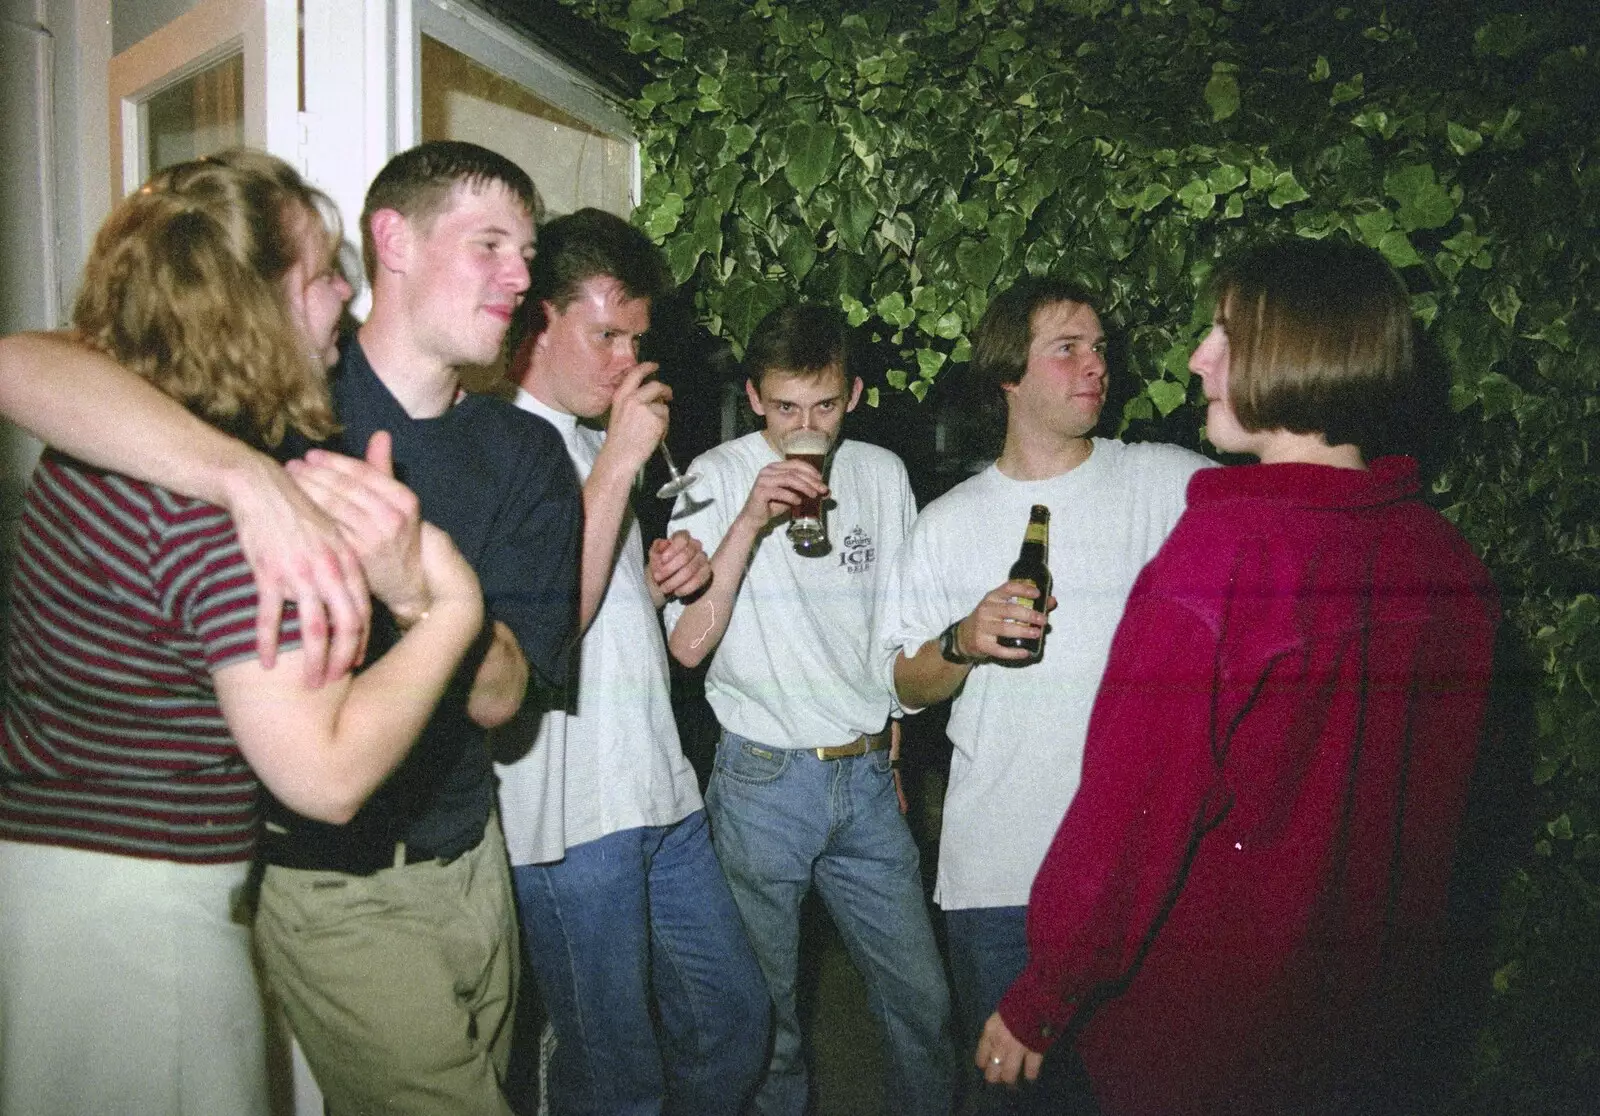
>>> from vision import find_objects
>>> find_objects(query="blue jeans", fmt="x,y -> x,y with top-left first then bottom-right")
706,730 -> 955,1116
510,810 -> 769,1116
945,906 -> 1098,1116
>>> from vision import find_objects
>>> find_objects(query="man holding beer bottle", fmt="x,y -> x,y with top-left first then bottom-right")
665,303 -> 955,1116
875,278 -> 1210,1113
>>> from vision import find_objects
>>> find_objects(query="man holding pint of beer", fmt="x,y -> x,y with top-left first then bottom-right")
665,304 -> 955,1116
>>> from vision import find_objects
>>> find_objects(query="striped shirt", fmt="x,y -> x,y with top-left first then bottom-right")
1,452 -> 298,863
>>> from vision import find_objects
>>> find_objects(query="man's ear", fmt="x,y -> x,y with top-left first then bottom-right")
845,376 -> 864,413
531,301 -> 560,351
367,208 -> 411,276
745,377 -> 767,417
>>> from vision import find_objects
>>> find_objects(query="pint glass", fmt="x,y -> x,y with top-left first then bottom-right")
783,429 -> 829,556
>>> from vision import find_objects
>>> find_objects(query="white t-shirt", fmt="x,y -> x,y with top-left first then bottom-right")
873,438 -> 1210,909
494,391 -> 702,866
664,432 -> 915,749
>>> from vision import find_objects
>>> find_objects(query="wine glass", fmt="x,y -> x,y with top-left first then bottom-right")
655,443 -> 699,500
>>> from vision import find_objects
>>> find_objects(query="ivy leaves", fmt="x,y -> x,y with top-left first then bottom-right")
1204,63 -> 1240,122
1384,164 -> 1457,231
569,1 -> 1600,1100
782,121 -> 836,199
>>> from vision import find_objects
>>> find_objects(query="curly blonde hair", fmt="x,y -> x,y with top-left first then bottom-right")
71,151 -> 339,448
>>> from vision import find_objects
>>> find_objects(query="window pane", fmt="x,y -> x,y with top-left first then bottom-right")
145,52 -> 245,173
421,35 -> 633,220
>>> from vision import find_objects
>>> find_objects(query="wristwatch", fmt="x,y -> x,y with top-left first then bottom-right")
939,621 -> 977,665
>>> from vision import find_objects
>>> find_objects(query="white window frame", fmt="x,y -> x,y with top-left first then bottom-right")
106,0 -> 298,199
407,0 -> 642,207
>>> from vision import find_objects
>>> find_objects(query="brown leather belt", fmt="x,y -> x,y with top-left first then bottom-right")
813,730 -> 889,761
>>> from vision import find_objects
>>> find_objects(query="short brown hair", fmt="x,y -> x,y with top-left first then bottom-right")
970,277 -> 1099,400
360,141 -> 542,281
71,151 -> 337,448
512,207 -> 668,351
744,303 -> 847,391
961,278 -> 1099,454
1212,238 -> 1414,456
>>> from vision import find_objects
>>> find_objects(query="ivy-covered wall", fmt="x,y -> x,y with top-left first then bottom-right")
565,0 -> 1598,1105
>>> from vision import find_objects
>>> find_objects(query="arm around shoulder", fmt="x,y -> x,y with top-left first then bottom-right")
2,331 -> 266,503
2,331 -> 370,681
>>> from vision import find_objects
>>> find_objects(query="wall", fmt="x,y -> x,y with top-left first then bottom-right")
0,0 -> 110,620
112,0 -> 200,53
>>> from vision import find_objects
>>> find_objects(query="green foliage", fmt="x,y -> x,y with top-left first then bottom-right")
567,0 -> 1600,1102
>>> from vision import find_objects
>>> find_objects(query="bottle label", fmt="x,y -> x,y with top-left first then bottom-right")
1005,580 -> 1040,611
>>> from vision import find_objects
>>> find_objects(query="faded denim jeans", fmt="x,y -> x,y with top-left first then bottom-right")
706,729 -> 955,1116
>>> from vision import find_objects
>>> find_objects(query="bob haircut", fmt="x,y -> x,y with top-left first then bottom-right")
744,303 -> 848,391
360,140 -> 542,282
71,151 -> 338,449
1211,238 -> 1415,458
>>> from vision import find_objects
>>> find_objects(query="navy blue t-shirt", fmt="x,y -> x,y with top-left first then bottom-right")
265,338 -> 580,862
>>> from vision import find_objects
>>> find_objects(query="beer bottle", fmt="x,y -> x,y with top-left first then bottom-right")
998,504 -> 1051,661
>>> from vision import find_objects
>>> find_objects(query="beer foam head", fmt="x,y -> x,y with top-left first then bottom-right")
783,429 -> 830,456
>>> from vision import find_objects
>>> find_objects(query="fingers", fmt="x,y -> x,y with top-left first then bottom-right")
338,542 -> 373,669
742,460 -> 828,524
962,580 -> 1049,662
296,448 -> 417,517
225,453 -> 372,686
889,721 -> 909,815
615,361 -> 662,400
286,563 -> 331,687
975,1013 -> 1034,1087
604,365 -> 671,467
770,457 -> 826,487
254,580 -> 285,671
286,543 -> 368,687
364,430 -> 394,477
614,364 -> 670,420
318,548 -> 368,680
649,531 -> 711,599
288,449 -> 426,626
288,456 -> 419,557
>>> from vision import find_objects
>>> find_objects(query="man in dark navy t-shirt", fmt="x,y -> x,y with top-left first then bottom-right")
253,142 -> 580,1116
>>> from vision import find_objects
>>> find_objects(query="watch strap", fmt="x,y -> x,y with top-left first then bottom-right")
939,621 -> 976,665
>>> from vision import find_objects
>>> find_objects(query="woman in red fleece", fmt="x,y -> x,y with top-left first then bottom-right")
978,239 -> 1499,1115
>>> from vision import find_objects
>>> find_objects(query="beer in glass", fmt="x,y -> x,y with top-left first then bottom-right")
783,429 -> 830,556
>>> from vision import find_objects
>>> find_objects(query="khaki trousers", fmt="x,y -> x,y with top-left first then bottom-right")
254,814 -> 518,1116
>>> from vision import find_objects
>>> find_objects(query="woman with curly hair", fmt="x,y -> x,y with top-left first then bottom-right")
978,239 -> 1500,1115
0,153 -> 485,1116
